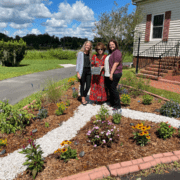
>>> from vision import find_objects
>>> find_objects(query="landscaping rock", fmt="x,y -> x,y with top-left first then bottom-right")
74,141 -> 79,145
154,109 -> 160,112
32,129 -> 37,133
0,149 -> 6,155
130,123 -> 134,126
59,122 -> 63,126
79,151 -> 85,157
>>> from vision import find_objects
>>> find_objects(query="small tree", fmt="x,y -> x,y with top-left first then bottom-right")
92,1 -> 143,53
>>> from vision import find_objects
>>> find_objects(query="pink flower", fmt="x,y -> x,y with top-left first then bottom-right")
94,144 -> 97,147
23,145 -> 25,149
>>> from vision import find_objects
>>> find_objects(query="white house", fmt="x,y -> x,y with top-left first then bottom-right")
132,0 -> 180,58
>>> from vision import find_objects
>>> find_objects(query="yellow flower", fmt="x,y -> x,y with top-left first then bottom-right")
61,148 -> 68,153
141,127 -> 147,131
144,131 -> 149,135
135,125 -> 140,129
60,142 -> 65,146
146,126 -> 151,130
146,136 -> 151,139
67,141 -> 72,145
138,123 -> 143,126
139,132 -> 144,136
132,126 -> 136,129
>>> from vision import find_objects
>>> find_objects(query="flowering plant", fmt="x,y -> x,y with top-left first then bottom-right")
112,109 -> 122,124
0,138 -> 7,146
87,120 -> 119,148
72,88 -> 78,98
68,78 -> 76,85
157,121 -> 175,140
95,105 -> 109,121
142,94 -> 153,105
65,99 -> 70,106
55,102 -> 67,115
19,131 -> 44,179
54,140 -> 78,162
120,94 -> 131,105
132,123 -> 151,146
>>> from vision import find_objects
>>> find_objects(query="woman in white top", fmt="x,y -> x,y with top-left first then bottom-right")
104,54 -> 111,102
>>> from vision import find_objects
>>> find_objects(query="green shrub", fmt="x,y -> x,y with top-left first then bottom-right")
160,99 -> 180,118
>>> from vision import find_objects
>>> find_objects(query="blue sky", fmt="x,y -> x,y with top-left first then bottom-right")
0,0 -> 136,41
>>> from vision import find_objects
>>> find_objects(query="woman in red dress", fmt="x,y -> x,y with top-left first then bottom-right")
89,42 -> 107,104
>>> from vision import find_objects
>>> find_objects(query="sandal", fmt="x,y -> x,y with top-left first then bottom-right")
82,101 -> 87,105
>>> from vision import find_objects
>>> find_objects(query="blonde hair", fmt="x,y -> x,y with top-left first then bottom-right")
76,41 -> 93,62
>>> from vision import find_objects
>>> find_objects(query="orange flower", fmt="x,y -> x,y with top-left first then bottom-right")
67,141 -> 72,144
146,136 -> 151,139
132,126 -> 136,129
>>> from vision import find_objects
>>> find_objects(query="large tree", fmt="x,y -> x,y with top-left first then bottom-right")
92,1 -> 143,52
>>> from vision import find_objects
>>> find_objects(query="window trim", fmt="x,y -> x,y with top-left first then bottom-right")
150,13 -> 165,41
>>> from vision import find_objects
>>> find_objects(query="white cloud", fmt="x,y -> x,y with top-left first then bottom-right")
9,22 -> 32,29
31,28 -> 41,35
13,28 -> 41,37
53,1 -> 95,22
25,3 -> 52,18
41,18 -> 69,28
0,0 -> 53,8
0,22 -> 8,29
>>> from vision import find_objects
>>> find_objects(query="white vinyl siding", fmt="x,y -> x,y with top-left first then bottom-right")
133,0 -> 180,56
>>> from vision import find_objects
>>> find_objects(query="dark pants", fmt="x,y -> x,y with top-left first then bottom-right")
104,77 -> 111,100
109,73 -> 122,109
79,67 -> 91,97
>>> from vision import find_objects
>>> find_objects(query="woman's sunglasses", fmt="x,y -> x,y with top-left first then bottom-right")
97,49 -> 103,51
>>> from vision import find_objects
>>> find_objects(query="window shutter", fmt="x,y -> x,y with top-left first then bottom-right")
145,14 -> 152,42
162,11 -> 171,41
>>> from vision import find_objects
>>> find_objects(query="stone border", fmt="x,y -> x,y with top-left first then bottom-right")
55,150 -> 180,180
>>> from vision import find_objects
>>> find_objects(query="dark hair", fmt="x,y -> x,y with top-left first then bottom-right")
95,42 -> 106,55
107,39 -> 119,54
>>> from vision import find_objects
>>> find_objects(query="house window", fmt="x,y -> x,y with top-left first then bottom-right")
152,14 -> 164,39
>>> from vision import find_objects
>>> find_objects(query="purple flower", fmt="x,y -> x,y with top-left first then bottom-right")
109,138 -> 112,141
117,134 -> 119,136
88,131 -> 91,134
102,140 -> 106,143
94,144 -> 97,147
111,129 -> 114,131
95,135 -> 99,138
23,145 -> 25,149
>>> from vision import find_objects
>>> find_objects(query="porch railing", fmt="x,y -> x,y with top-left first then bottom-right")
158,41 -> 180,77
134,38 -> 180,70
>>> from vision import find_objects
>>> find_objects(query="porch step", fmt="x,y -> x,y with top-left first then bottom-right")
140,69 -> 167,77
154,61 -> 178,66
136,73 -> 159,81
145,67 -> 168,73
158,58 -> 179,63
149,64 -> 174,70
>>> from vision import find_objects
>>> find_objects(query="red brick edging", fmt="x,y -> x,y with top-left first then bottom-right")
158,78 -> 180,86
55,151 -> 180,180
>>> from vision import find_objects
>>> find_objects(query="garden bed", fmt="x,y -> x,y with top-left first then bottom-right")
14,113 -> 180,180
0,82 -> 81,158
1,80 -> 180,180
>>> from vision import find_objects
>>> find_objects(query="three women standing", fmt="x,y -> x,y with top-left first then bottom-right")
76,39 -> 122,111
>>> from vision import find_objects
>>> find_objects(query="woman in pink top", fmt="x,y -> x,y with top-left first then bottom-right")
106,39 -> 122,112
